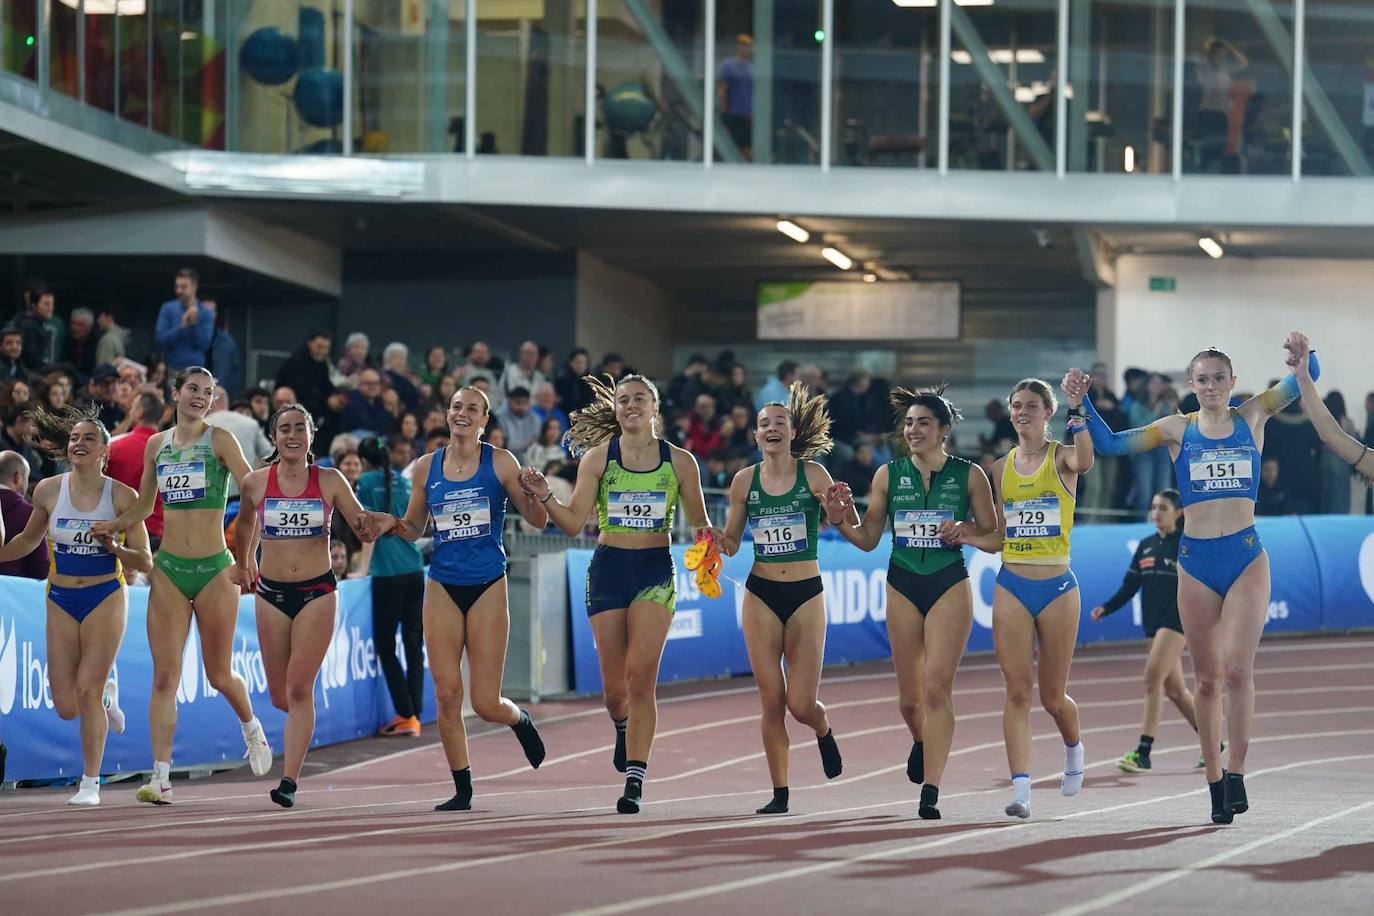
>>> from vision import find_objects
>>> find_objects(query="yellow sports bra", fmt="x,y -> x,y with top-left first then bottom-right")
1000,441 -> 1074,565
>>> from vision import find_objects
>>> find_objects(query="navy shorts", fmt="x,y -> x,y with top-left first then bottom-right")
586,545 -> 675,616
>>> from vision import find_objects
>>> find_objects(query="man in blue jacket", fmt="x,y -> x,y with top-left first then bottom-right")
155,268 -> 215,371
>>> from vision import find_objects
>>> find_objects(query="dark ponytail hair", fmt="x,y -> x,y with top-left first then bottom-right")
358,435 -> 394,516
264,403 -> 317,465
25,402 -> 109,461
173,365 -> 216,392
1155,488 -> 1182,511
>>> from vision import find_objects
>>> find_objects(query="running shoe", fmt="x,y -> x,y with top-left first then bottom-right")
244,720 -> 274,776
379,715 -> 421,737
102,679 -> 125,735
136,778 -> 173,805
68,781 -> 101,807
1117,750 -> 1151,773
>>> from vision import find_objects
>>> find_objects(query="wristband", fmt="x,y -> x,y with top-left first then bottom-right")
540,493 -> 553,504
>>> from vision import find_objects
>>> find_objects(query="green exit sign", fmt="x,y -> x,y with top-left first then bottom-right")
1149,276 -> 1176,292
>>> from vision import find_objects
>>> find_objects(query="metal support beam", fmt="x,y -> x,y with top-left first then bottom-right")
342,0 -> 353,155
938,0 -> 950,174
949,4 -> 1054,172
703,0 -> 715,167
1170,0 -> 1182,179
1245,0 -> 1370,176
820,0 -> 832,171
752,0 -> 773,163
1056,0 -> 1068,176
1066,0 -> 1092,173
425,0 -> 447,152
77,0 -> 85,103
1291,0 -> 1304,179
465,0 -> 476,158
38,0 -> 50,95
621,0 -> 742,162
585,0 -> 597,164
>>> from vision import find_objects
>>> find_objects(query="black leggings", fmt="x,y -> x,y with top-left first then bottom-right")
371,571 -> 426,719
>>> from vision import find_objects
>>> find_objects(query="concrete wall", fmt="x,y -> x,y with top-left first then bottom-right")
575,252 -> 676,379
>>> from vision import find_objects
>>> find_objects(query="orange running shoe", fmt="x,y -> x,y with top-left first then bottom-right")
379,715 -> 421,737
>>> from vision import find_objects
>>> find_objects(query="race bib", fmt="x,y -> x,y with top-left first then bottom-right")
750,512 -> 808,557
51,517 -> 105,556
1189,448 -> 1253,495
608,490 -> 667,530
894,509 -> 953,549
158,460 -> 207,504
264,498 -> 326,538
1005,497 -> 1062,539
434,496 -> 492,542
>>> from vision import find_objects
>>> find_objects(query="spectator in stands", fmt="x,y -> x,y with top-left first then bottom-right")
1318,390 -> 1360,514
107,391 -> 165,547
206,387 -> 271,497
330,539 -> 351,579
0,327 -> 24,381
496,386 -> 541,457
418,344 -> 450,391
666,353 -> 710,414
519,458 -> 575,535
338,333 -> 373,383
1081,388 -> 1127,514
18,286 -> 58,371
525,417 -> 568,471
421,406 -> 447,438
64,307 -> 98,379
703,449 -> 731,489
830,371 -> 884,447
531,382 -> 569,433
272,385 -> 298,412
155,268 -> 216,371
94,310 -> 129,365
0,450 -> 48,577
453,340 -> 499,394
598,352 -> 626,380
842,442 -> 880,499
754,360 -> 798,411
484,423 -> 507,450
1263,385 -> 1320,513
398,411 -> 423,455
41,374 -> 71,412
499,340 -> 546,402
799,363 -> 827,397
537,345 -> 557,381
328,434 -> 360,466
718,364 -> 753,414
0,410 -> 41,486
382,342 -> 421,412
556,347 -> 594,414
246,387 -> 271,427
683,392 -> 724,456
145,355 -> 169,395
1119,367 -> 1148,416
722,403 -> 755,456
341,368 -> 394,437
717,34 -> 755,160
275,330 -> 343,424
80,363 -> 125,430
980,399 -> 1017,454
1257,456 -> 1295,515
1,379 -> 31,413
206,300 -> 244,398
1127,373 -> 1176,510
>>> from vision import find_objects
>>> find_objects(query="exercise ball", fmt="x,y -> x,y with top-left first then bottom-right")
293,67 -> 343,128
603,81 -> 656,133
239,27 -> 298,86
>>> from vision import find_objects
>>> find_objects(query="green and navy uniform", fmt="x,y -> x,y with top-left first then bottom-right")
885,455 -> 972,616
743,461 -> 823,624
153,426 -> 234,599
586,438 -> 681,615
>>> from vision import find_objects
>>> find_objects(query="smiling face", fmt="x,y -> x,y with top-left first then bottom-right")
271,407 -> 314,464
755,404 -> 794,456
616,380 -> 658,434
1188,356 -> 1237,411
175,371 -> 215,420
903,404 -> 949,457
448,388 -> 489,440
1008,384 -> 1054,441
66,420 -> 109,468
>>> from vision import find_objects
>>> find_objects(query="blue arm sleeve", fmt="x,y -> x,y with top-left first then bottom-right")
1261,350 -> 1322,413
1082,396 -> 1167,456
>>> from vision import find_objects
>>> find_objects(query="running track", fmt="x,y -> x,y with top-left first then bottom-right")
2,635 -> 1371,915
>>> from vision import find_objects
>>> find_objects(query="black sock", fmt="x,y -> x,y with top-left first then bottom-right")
512,708 -> 546,769
617,760 -> 646,814
1223,771 -> 1248,815
907,740 -> 925,784
613,718 -> 628,773
436,767 -> 473,811
269,777 -> 297,809
1209,774 -> 1233,824
918,783 -> 941,820
756,786 -> 789,815
1136,735 -> 1155,758
818,729 -> 843,779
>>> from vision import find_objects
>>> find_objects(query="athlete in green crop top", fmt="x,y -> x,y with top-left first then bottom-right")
824,386 -> 997,820
93,366 -> 272,802
721,385 -> 854,814
522,373 -> 718,816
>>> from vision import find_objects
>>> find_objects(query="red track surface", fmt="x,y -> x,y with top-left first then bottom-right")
3,635 -> 1372,915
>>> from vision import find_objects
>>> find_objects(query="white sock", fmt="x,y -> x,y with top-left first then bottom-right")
154,760 -> 171,785
240,716 -> 261,739
1062,742 -> 1085,797
81,775 -> 100,790
1011,774 -> 1031,805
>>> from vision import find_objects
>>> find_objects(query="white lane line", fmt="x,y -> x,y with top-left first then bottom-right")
562,753 -> 1374,916
1046,799 -> 1374,916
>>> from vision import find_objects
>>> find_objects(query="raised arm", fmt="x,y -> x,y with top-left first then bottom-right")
825,467 -> 886,552
1288,333 -> 1371,481
494,449 -> 548,530
1081,394 -> 1184,456
1241,340 -> 1322,423
520,445 -> 608,537
0,479 -> 54,561
1059,368 -> 1095,475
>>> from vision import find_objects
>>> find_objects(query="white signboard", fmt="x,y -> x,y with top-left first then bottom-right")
757,281 -> 961,340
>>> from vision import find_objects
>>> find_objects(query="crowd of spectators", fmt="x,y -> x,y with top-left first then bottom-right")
2,268 -> 1371,581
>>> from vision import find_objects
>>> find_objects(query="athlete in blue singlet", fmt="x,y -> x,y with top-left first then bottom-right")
1081,340 -> 1322,824
386,386 -> 549,811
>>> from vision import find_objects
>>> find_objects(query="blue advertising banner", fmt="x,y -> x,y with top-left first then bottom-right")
0,578 -> 435,783
566,516 -> 1368,693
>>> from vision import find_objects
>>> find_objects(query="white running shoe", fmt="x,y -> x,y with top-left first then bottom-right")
68,781 -> 101,807
136,779 -> 173,805
102,680 -> 125,735
1005,800 -> 1031,819
243,720 -> 273,776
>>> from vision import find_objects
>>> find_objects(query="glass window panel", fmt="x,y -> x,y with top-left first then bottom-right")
49,0 -> 80,98
595,0 -> 704,162
1300,0 -> 1374,176
832,1 -> 941,170
1183,0 -> 1294,175
1066,0 -> 1174,174
114,0 -> 151,123
85,1 -> 116,112
2,1 -> 40,80
475,0 -> 586,157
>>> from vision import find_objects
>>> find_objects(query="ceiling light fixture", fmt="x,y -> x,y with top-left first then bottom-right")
776,219 -> 810,243
862,273 -> 878,283
1198,236 -> 1224,259
822,247 -> 854,270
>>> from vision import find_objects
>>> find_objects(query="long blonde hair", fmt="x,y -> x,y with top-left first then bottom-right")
760,381 -> 833,460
